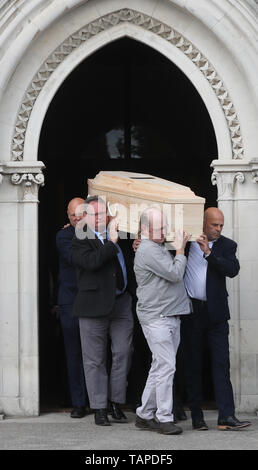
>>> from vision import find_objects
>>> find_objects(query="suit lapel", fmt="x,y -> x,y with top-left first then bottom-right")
85,227 -> 103,249
184,236 -> 224,259
211,235 -> 224,254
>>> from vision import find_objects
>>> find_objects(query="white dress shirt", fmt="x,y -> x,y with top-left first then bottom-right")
184,241 -> 214,301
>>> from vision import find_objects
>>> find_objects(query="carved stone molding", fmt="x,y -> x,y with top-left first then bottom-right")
11,172 -> 44,187
211,170 -> 245,200
252,171 -> 258,183
0,161 -> 45,202
11,8 -> 243,161
211,157 -> 258,200
10,172 -> 44,201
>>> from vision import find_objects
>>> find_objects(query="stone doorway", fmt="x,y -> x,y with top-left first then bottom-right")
38,37 -> 218,411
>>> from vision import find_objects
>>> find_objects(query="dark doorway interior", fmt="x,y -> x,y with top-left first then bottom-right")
38,38 -> 218,411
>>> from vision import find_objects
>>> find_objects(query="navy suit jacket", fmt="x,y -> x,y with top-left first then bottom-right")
185,235 -> 240,323
56,225 -> 77,306
205,235 -> 240,323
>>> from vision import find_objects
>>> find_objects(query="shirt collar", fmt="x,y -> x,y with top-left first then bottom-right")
94,229 -> 107,240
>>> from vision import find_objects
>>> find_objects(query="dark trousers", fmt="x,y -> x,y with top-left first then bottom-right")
181,299 -> 235,420
59,304 -> 88,408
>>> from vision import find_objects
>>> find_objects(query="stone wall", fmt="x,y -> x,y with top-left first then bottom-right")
0,0 -> 258,415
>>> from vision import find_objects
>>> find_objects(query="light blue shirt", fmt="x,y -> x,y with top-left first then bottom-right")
184,241 -> 214,301
94,229 -> 127,294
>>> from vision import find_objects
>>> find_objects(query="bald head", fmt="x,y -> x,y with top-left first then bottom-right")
203,207 -> 224,241
204,207 -> 224,222
140,207 -> 166,243
67,197 -> 86,227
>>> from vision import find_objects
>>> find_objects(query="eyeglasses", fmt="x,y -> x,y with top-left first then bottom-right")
87,211 -> 107,217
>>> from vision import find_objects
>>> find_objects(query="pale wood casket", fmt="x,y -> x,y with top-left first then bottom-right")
88,171 -> 205,241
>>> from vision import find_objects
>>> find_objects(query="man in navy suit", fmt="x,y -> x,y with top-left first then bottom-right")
182,207 -> 251,431
56,197 -> 88,418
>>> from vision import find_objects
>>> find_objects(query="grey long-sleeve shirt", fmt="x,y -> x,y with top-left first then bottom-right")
134,239 -> 191,324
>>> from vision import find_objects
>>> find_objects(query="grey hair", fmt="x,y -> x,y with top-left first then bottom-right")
85,195 -> 106,213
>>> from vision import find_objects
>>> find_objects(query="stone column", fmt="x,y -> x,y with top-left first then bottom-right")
0,161 -> 44,416
211,158 -> 258,412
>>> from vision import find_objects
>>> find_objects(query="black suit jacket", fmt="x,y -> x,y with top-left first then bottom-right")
71,228 -> 136,318
56,225 -> 77,305
186,235 -> 240,323
205,235 -> 240,323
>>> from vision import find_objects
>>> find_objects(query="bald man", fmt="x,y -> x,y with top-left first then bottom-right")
182,207 -> 251,431
134,207 -> 191,435
56,197 -> 88,418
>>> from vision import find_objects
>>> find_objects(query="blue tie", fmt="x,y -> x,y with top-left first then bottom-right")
102,237 -> 124,291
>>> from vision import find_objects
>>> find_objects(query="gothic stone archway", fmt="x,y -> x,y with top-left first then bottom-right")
1,3 -> 258,416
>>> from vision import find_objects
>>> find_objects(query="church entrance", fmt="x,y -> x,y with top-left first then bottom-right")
38,38 -> 218,411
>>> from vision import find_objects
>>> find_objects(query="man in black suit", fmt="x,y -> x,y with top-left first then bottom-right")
181,207 -> 251,431
72,196 -> 134,426
56,197 -> 88,418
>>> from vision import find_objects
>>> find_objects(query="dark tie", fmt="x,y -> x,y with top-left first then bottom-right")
114,255 -> 125,291
102,235 -> 124,291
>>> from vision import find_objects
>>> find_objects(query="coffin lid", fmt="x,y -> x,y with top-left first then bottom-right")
88,171 -> 205,204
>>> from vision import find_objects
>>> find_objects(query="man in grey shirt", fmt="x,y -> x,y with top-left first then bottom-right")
134,207 -> 191,435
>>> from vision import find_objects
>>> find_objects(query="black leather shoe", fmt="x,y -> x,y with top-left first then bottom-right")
108,402 -> 128,423
135,415 -> 160,432
70,407 -> 87,418
217,415 -> 251,430
94,409 -> 111,426
192,419 -> 209,430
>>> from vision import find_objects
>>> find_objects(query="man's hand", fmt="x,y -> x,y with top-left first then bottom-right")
133,238 -> 141,252
196,233 -> 211,255
173,230 -> 192,254
108,217 -> 119,244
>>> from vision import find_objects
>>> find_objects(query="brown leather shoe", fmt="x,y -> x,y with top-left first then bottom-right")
192,419 -> 209,430
217,415 -> 251,430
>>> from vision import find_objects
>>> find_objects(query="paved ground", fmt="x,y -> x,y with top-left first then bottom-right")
0,410 -> 257,451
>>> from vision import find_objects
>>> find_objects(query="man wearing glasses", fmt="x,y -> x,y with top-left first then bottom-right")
72,196 -> 134,426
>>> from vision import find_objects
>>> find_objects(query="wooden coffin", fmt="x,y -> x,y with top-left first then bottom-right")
88,171 -> 205,241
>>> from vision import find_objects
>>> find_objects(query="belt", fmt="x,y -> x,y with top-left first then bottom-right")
190,297 -> 207,306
